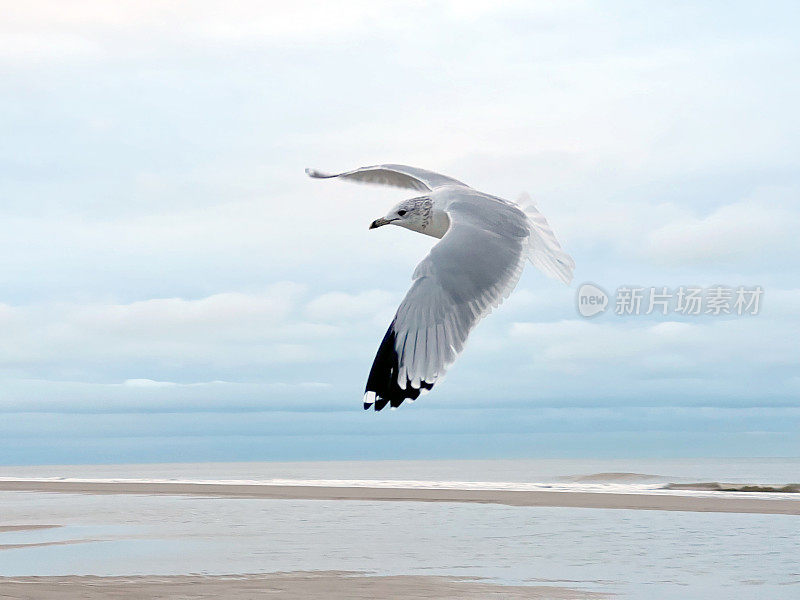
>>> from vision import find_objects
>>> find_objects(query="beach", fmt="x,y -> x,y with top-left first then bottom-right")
1,460 -> 798,599
0,479 -> 797,514
0,570 -> 607,599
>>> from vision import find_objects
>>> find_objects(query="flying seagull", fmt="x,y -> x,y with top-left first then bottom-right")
306,164 -> 574,411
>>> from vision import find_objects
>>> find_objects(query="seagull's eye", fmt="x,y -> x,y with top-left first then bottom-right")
398,210 -> 407,217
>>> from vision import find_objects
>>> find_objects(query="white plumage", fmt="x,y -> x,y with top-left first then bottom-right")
307,164 -> 574,411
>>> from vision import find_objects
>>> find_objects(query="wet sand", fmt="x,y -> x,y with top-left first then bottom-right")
0,525 -> 60,533
0,571 -> 609,599
665,482 -> 800,493
0,480 -> 797,514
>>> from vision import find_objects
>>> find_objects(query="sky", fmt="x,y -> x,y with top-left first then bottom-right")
1,1 -> 798,464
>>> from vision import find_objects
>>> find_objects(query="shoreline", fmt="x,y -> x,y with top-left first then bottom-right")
0,480 -> 797,514
0,525 -> 60,533
0,571 -> 610,599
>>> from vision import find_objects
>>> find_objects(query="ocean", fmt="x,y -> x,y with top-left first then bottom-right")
1,456 -> 798,484
1,458 -> 798,599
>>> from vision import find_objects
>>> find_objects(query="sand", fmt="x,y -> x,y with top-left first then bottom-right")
0,571 -> 609,599
0,480 -> 797,514
665,482 -> 800,493
0,525 -> 70,549
0,525 -> 60,533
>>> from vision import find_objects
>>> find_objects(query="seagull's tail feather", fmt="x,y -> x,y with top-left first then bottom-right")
517,192 -> 575,285
364,319 -> 433,411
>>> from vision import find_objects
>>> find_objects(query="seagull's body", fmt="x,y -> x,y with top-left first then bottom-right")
307,164 -> 574,411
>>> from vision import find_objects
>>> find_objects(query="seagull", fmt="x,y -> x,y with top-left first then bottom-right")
306,164 -> 574,411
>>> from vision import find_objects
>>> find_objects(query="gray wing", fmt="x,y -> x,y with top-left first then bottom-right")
364,191 -> 530,410
306,164 -> 466,191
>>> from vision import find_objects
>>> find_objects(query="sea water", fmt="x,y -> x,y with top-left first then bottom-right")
0,459 -> 798,599
0,457 -> 798,485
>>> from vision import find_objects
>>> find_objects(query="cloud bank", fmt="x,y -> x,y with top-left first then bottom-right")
1,1 -> 798,462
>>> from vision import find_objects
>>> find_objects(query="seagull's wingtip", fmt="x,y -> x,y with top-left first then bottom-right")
306,168 -> 333,179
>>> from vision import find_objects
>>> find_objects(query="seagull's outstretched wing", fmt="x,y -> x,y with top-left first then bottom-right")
306,164 -> 466,191
364,190 -> 530,411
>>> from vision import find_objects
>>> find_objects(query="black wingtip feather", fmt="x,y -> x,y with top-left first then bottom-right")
364,320 -> 434,411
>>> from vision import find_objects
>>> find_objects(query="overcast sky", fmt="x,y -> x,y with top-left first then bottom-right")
1,1 -> 798,464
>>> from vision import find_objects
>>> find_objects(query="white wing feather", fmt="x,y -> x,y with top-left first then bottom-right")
364,190 -> 529,410
517,192 -> 575,284
306,164 -> 465,191
306,165 -> 575,410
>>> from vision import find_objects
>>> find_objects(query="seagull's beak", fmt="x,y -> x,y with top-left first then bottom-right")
369,217 -> 392,230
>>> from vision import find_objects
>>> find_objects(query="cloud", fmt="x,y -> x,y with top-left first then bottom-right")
507,314 -> 799,386
646,198 -> 797,266
0,282 -> 409,392
0,284 -> 349,380
0,378 -> 338,414
0,1 -> 396,64
0,2 -> 799,460
122,378 -> 177,388
83,283 -> 305,339
509,319 -> 701,375
305,290 -> 395,323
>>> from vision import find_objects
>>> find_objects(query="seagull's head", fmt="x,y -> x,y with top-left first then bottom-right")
369,197 -> 432,231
